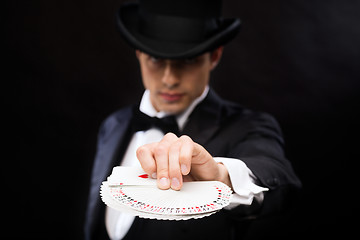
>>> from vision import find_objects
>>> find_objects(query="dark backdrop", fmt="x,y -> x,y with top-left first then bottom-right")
4,0 -> 359,239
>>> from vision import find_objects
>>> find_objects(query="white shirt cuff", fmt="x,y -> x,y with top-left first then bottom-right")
214,157 -> 268,209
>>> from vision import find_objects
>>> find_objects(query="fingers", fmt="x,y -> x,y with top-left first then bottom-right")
168,139 -> 181,190
136,133 -> 194,191
136,142 -> 158,179
168,135 -> 193,190
154,133 -> 178,189
177,135 -> 193,175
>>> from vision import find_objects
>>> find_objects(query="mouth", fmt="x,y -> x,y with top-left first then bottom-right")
159,92 -> 185,102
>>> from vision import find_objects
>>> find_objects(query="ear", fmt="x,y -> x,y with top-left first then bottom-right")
210,46 -> 224,70
135,49 -> 142,59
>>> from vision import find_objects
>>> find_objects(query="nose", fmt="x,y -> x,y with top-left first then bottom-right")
161,63 -> 180,88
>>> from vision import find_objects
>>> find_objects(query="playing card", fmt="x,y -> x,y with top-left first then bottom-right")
107,166 -> 156,186
101,182 -> 217,221
109,181 -> 231,215
101,166 -> 233,220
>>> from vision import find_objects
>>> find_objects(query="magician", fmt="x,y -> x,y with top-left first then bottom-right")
85,0 -> 302,239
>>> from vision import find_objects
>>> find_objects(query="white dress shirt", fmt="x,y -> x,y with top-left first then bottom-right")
105,86 -> 267,240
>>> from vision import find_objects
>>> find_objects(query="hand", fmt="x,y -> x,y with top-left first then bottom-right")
136,133 -> 232,190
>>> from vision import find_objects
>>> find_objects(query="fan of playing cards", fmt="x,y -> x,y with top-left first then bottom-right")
100,166 -> 233,220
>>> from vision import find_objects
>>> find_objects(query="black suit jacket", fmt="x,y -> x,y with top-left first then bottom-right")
85,89 -> 301,240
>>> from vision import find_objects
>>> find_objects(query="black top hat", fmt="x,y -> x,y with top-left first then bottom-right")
116,0 -> 241,59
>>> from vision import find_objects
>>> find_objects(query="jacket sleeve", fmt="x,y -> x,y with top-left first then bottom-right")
224,112 -> 302,218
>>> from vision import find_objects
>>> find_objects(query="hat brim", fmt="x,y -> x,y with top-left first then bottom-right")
116,3 -> 241,59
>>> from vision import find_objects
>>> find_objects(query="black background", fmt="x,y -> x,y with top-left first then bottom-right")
4,0 -> 359,239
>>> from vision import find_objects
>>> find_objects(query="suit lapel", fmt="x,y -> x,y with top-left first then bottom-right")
92,109 -> 133,186
86,107 -> 133,239
182,89 -> 224,146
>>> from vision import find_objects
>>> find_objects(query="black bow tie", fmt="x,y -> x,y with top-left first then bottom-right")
131,106 -> 180,135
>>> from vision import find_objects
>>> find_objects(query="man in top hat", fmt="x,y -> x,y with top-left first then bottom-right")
85,0 -> 301,239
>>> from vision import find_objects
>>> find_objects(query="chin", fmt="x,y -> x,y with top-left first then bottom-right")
161,104 -> 187,115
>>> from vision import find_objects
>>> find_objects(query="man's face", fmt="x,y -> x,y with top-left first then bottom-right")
136,48 -> 223,114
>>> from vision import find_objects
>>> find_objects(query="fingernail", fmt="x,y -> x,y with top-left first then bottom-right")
151,172 -> 157,179
171,178 -> 180,189
159,177 -> 169,188
181,164 -> 188,175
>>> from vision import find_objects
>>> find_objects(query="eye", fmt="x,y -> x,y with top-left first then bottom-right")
150,56 -> 163,63
184,58 -> 197,64
146,56 -> 165,68
150,56 -> 158,62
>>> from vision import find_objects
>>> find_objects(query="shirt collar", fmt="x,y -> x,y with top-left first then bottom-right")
139,86 -> 209,131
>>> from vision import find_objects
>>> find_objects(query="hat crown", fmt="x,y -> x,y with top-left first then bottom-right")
137,0 -> 223,43
116,0 -> 241,58
139,0 -> 222,19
